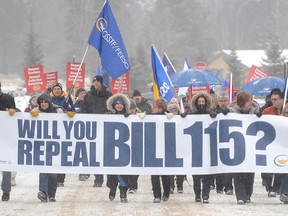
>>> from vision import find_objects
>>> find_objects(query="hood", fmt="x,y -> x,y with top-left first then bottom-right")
107,93 -> 130,114
228,100 -> 260,114
190,92 -> 212,111
37,92 -> 53,112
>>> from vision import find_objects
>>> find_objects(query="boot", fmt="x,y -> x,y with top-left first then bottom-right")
119,186 -> 128,203
109,188 -> 116,201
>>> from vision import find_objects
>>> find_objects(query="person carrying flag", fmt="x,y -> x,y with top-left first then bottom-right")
80,75 -> 112,187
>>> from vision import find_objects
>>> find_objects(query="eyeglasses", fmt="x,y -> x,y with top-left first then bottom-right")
39,100 -> 48,104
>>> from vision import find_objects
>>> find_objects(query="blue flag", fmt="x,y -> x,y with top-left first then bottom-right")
151,44 -> 174,103
162,52 -> 176,76
96,64 -> 109,87
88,0 -> 130,80
222,79 -> 229,89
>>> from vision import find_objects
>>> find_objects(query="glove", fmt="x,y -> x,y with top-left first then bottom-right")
6,108 -> 16,116
180,112 -> 188,118
222,109 -> 229,115
30,110 -> 39,117
256,112 -> 262,118
165,112 -> 174,119
124,113 -> 130,117
67,111 -> 75,118
137,111 -> 146,119
210,112 -> 217,118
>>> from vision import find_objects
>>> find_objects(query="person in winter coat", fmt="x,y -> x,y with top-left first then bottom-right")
128,99 -> 141,194
0,84 -> 16,201
81,75 -> 112,187
24,95 -> 38,112
132,89 -> 152,114
73,88 -> 89,181
50,82 -> 75,186
30,92 -> 64,202
228,91 -> 260,204
106,93 -> 131,202
182,92 -> 216,204
212,91 -> 233,195
167,102 -> 185,194
74,88 -> 86,113
151,98 -> 172,203
280,103 -> 288,204
261,90 -> 283,197
50,82 -> 75,112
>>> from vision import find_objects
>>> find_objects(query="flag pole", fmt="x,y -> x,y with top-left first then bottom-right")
229,72 -> 233,103
283,77 -> 288,112
68,45 -> 90,97
282,63 -> 288,113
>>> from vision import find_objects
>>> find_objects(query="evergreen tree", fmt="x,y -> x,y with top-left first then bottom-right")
129,43 -> 151,93
261,31 -> 286,77
23,17 -> 44,67
225,49 -> 246,89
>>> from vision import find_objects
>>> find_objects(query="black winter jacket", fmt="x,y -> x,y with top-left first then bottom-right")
0,93 -> 16,111
81,86 -> 112,114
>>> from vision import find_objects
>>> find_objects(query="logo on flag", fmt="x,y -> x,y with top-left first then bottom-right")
88,0 -> 130,80
151,44 -> 174,103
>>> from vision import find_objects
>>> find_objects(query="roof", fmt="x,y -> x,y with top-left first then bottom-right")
222,50 -> 288,67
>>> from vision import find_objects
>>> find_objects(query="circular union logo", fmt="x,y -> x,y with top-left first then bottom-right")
274,155 -> 288,167
33,85 -> 41,91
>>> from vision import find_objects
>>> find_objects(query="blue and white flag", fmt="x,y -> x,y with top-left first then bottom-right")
183,57 -> 191,70
222,79 -> 229,89
88,0 -> 130,80
151,44 -> 174,103
162,52 -> 176,76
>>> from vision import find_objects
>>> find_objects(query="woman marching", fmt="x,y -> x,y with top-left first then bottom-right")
30,92 -> 64,202
228,91 -> 260,204
106,93 -> 131,203
182,92 -> 217,204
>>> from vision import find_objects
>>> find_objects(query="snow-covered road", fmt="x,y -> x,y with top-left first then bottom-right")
0,173 -> 287,216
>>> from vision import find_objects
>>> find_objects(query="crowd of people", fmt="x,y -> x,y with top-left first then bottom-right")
0,76 -> 288,205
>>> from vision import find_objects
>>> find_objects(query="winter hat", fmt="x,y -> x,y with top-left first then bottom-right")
52,82 -> 63,91
133,89 -> 141,97
29,95 -> 38,104
129,99 -> 137,109
92,75 -> 103,84
75,88 -> 86,97
217,91 -> 229,100
113,97 -> 125,106
168,103 -> 181,114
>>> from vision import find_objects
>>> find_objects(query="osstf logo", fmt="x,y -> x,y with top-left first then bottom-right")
274,155 -> 288,167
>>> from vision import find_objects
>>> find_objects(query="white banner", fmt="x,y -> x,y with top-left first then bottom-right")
0,111 -> 287,175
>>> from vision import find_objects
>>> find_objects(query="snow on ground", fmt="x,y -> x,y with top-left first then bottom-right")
0,173 -> 287,216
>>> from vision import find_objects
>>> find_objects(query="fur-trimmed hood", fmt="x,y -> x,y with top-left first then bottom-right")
106,93 -> 130,114
190,92 -> 212,112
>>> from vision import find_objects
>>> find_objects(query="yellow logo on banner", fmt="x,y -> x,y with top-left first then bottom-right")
274,155 -> 288,167
33,85 -> 41,91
